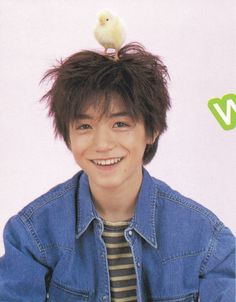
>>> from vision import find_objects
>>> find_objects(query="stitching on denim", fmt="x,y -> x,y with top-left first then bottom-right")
133,183 -> 158,248
148,292 -> 197,301
21,183 -> 78,220
43,243 -> 73,252
16,174 -> 82,266
199,223 -> 224,275
77,172 -> 87,236
156,191 -> 222,228
133,222 -> 156,248
150,184 -> 159,246
75,174 -> 80,237
18,214 -> 48,264
96,224 -> 111,301
161,248 -> 206,264
129,234 -> 142,301
51,280 -> 89,298
76,171 -> 98,236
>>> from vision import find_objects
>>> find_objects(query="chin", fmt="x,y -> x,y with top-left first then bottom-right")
93,175 -> 125,189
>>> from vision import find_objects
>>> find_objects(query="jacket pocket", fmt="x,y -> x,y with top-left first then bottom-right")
150,292 -> 198,302
47,280 -> 89,302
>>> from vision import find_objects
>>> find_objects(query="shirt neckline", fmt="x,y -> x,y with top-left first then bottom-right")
102,218 -> 132,227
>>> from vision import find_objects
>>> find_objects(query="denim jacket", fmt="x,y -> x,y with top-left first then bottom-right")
0,167 -> 235,301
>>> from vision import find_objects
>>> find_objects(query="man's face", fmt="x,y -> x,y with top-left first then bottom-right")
69,98 -> 156,191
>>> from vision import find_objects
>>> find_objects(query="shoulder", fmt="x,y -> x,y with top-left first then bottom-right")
152,176 -> 223,230
150,176 -> 235,274
3,171 -> 83,266
10,171 -> 83,250
18,171 -> 82,220
148,176 -> 232,265
150,176 -> 227,259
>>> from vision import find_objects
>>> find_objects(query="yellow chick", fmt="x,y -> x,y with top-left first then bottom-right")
94,9 -> 126,60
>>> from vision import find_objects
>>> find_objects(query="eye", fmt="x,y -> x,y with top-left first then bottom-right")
106,18 -> 109,21
76,124 -> 91,130
114,121 -> 129,128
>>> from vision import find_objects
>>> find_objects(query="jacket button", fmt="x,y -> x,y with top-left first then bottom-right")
102,295 -> 108,301
128,230 -> 133,236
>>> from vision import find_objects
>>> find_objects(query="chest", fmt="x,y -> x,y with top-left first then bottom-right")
46,227 -> 201,302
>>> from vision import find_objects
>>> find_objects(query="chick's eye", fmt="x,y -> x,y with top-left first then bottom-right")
106,18 -> 109,21
114,121 -> 129,128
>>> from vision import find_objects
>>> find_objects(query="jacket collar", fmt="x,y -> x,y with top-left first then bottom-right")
75,167 -> 158,249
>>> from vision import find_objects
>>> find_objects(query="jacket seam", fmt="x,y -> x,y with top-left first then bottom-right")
161,248 -> 207,264
18,214 -> 48,265
147,292 -> 198,301
199,223 -> 225,275
150,184 -> 159,246
156,191 -> 221,228
43,243 -> 73,252
21,183 -> 77,220
51,279 -> 90,298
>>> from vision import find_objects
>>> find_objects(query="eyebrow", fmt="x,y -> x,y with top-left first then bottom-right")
77,111 -> 131,119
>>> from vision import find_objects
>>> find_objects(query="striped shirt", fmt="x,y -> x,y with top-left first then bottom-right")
102,219 -> 137,302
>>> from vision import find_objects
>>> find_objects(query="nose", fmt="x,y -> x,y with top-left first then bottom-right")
93,127 -> 115,152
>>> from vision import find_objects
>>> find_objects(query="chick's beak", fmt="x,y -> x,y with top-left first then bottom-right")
99,16 -> 106,26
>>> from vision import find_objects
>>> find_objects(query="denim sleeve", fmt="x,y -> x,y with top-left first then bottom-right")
0,214 -> 49,301
199,225 -> 236,301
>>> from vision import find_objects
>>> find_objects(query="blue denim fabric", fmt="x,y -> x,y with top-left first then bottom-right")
0,167 -> 235,301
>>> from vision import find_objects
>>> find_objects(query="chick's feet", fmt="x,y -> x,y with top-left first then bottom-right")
113,50 -> 120,61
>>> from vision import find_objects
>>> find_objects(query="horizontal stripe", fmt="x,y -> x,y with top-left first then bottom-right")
108,257 -> 134,266
109,264 -> 134,270
112,289 -> 137,298
111,296 -> 137,302
110,268 -> 136,277
103,231 -> 124,237
111,278 -> 137,288
104,227 -> 127,233
106,246 -> 131,254
105,242 -> 129,248
110,274 -> 136,281
107,253 -> 132,259
103,221 -> 130,227
111,285 -> 136,292
102,219 -> 136,302
102,236 -> 125,244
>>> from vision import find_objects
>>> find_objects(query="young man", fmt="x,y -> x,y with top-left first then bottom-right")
0,43 -> 235,301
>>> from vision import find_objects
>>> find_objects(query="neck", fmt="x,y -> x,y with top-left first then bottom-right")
88,167 -> 143,222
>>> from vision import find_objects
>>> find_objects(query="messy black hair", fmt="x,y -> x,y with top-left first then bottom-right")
40,42 -> 171,165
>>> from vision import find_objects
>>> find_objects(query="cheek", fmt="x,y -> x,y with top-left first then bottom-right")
70,134 -> 91,152
123,131 -> 147,147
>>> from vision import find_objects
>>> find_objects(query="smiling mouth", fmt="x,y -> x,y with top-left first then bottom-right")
90,157 -> 124,167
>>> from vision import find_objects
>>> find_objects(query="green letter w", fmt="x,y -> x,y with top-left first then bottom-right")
208,93 -> 236,130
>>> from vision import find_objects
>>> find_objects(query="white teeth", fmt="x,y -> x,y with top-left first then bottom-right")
92,157 -> 122,166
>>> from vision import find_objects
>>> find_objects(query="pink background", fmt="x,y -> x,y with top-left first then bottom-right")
0,0 -> 235,256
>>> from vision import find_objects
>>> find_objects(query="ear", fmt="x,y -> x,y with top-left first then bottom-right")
147,131 -> 160,145
67,143 -> 71,151
66,137 -> 72,151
